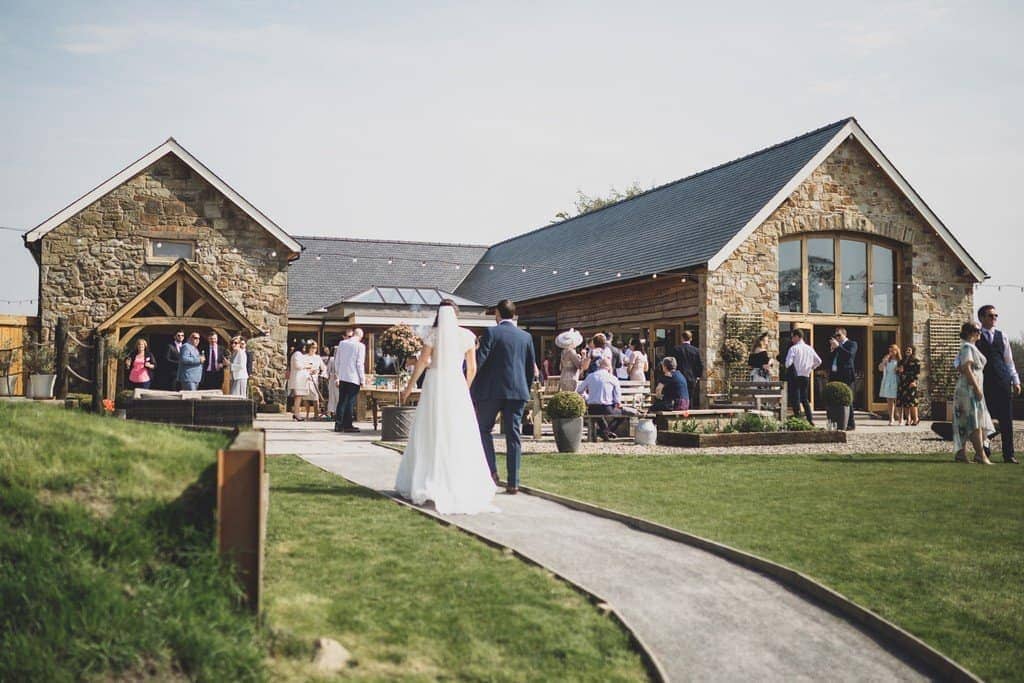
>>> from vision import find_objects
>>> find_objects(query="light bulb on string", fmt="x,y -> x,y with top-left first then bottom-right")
387,258 -> 393,265
488,265 -> 494,270
270,250 -> 277,258
616,272 -> 621,278
455,264 -> 461,270
315,254 -> 321,261
552,269 -> 558,275
351,257 -> 358,263
521,266 -> 526,273
681,276 -> 687,283
584,270 -> 590,276
420,261 -> 426,267
652,273 -> 658,279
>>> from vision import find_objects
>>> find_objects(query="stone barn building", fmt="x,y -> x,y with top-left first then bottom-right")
23,117 -> 986,415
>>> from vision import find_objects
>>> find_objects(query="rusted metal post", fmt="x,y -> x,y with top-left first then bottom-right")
217,429 -> 267,613
55,317 -> 68,400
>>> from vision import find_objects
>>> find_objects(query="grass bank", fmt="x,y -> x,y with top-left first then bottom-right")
0,402 -> 263,681
264,456 -> 649,681
521,452 -> 1023,681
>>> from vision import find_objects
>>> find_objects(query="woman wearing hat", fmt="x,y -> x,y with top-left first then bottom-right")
556,328 -> 584,391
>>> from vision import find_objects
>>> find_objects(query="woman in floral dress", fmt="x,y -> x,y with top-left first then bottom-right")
896,345 -> 921,425
953,322 -> 994,464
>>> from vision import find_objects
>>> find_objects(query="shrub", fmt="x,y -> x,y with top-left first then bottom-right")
721,421 -> 737,434
822,381 -> 853,406
672,418 -> 699,433
23,334 -> 55,375
545,391 -> 585,419
700,420 -> 721,434
732,412 -> 767,433
784,416 -> 814,431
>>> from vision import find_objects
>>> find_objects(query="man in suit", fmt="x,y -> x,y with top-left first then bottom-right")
471,299 -> 536,495
977,305 -> 1020,463
165,330 -> 185,390
200,331 -> 226,391
828,327 -> 858,430
670,331 -> 703,408
333,328 -> 366,433
176,331 -> 204,391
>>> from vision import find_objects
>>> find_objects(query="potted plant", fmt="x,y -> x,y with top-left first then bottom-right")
822,381 -> 853,431
546,391 -> 586,453
0,342 -> 18,396
23,335 -> 56,400
377,323 -> 423,440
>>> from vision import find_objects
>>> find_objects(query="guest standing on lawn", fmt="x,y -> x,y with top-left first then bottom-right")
228,336 -> 248,397
124,338 -> 156,390
177,332 -> 204,391
953,322 -> 994,465
651,357 -> 689,412
878,344 -> 901,425
576,357 -> 623,441
897,345 -> 921,426
670,331 -> 703,408
785,329 -> 820,424
976,305 -> 1020,463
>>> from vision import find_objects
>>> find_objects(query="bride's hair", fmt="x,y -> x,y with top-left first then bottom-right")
432,298 -> 459,327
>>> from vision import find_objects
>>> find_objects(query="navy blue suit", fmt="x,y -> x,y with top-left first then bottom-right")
977,329 -> 1016,459
829,338 -> 858,429
471,320 -> 536,488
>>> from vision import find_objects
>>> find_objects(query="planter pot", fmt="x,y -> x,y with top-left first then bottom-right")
115,409 -> 127,419
381,405 -> 417,441
28,374 -> 56,400
0,375 -> 15,396
635,418 -> 657,446
658,430 -> 847,448
825,404 -> 851,431
552,416 -> 583,453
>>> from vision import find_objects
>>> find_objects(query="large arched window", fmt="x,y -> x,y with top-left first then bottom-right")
777,235 -> 897,317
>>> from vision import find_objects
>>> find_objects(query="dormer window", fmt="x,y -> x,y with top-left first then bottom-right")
148,238 -> 195,264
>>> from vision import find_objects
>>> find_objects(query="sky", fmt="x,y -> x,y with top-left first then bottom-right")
1,1 -> 1022,335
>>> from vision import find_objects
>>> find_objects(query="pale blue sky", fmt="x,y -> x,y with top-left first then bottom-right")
1,1 -> 1022,334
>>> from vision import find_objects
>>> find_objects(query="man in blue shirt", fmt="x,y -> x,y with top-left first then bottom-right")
576,357 -> 623,441
652,357 -> 690,411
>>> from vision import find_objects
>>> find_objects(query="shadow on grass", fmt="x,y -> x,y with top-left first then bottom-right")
813,457 -> 953,465
272,484 -> 381,499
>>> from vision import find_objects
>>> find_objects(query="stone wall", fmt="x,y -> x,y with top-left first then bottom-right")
34,153 -> 292,392
704,138 -> 976,413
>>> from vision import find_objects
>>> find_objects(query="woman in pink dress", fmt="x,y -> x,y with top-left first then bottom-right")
124,338 -> 156,390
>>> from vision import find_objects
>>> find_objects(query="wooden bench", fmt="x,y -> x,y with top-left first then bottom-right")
710,380 -> 788,416
529,377 -> 650,440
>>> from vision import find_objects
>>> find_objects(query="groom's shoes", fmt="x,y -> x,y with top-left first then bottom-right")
505,486 -> 519,495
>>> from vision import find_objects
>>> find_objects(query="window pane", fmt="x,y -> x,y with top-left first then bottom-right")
871,245 -> 895,316
807,238 -> 835,314
778,240 -> 803,313
398,288 -> 425,304
420,289 -> 442,304
379,288 -> 404,304
153,240 -> 193,260
840,239 -> 867,314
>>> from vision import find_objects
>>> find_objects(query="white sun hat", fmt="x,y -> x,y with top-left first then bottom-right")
555,328 -> 584,349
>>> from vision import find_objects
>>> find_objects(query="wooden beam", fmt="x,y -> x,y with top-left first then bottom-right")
184,296 -> 209,318
175,279 -> 184,317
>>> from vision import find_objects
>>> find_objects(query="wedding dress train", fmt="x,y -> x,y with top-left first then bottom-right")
394,307 -> 497,514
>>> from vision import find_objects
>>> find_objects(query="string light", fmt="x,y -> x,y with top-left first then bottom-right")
652,273 -> 658,279
521,266 -> 526,272
315,254 -> 321,260
351,257 -> 358,263
387,258 -> 393,265
270,250 -> 277,257
552,269 -> 558,275
488,265 -> 494,270
455,264 -> 461,270
616,272 -> 622,278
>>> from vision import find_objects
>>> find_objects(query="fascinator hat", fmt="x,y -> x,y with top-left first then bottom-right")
555,328 -> 584,349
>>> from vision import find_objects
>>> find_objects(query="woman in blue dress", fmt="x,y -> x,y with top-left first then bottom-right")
877,344 -> 901,425
953,322 -> 994,464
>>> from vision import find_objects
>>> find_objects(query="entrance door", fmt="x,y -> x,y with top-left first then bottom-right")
812,325 -> 868,411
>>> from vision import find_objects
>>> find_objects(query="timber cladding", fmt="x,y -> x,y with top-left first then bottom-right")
516,276 -> 701,331
0,315 -> 39,395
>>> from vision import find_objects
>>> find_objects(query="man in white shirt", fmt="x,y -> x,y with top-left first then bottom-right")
576,357 -> 623,441
333,328 -> 366,433
784,329 -> 821,424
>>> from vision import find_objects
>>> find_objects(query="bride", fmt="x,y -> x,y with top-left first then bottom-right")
394,300 -> 497,514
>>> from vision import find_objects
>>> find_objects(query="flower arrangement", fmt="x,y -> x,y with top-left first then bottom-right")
378,323 -> 423,405
720,338 -> 748,364
101,398 -> 114,415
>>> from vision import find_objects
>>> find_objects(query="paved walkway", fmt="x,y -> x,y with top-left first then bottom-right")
258,415 -> 927,682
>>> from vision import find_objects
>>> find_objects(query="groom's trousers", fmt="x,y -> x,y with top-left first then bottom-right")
475,399 -> 526,488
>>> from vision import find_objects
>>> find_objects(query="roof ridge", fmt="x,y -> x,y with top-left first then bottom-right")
295,235 -> 489,249
484,117 -> 854,251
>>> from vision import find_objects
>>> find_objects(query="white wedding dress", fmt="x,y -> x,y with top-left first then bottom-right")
394,307 -> 498,514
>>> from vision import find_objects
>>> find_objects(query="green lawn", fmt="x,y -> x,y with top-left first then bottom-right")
521,452 -> 1024,682
264,456 -> 649,681
0,402 -> 264,682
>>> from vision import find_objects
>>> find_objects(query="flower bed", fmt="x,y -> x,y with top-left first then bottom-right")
657,430 -> 846,448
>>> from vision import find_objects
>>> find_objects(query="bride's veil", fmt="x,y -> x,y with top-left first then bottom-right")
432,304 -> 463,377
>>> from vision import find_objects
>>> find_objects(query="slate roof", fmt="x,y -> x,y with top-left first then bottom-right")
455,118 -> 852,305
288,236 -> 488,316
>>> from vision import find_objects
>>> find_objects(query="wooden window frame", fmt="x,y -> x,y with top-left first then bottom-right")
146,238 -> 196,265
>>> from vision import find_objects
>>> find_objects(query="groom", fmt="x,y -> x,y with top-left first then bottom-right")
471,299 -> 536,495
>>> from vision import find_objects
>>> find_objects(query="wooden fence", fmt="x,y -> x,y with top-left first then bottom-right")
0,315 -> 39,396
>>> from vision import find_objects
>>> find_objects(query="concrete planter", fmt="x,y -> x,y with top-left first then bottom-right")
28,374 -> 56,400
381,405 -> 417,441
0,375 -> 16,396
657,430 -> 846,448
552,417 -> 583,452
